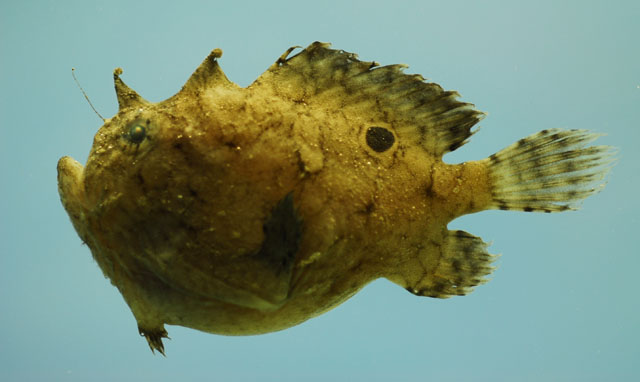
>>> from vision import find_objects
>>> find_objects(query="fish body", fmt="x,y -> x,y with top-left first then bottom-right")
57,42 -> 614,354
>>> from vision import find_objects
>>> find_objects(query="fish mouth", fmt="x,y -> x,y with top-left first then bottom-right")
57,156 -> 84,191
57,156 -> 86,221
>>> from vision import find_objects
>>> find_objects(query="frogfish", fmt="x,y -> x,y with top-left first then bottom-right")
57,42 -> 614,354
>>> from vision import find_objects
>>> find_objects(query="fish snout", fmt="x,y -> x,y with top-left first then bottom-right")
57,156 -> 86,219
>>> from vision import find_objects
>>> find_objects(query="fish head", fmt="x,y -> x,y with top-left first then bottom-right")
57,48 -> 237,243
56,50 -> 302,312
57,68 -> 195,245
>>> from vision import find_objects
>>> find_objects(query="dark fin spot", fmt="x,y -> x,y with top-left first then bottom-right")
448,141 -> 463,152
366,126 -> 395,152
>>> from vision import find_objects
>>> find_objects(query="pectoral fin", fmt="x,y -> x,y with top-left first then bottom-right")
207,193 -> 303,311
247,192 -> 303,307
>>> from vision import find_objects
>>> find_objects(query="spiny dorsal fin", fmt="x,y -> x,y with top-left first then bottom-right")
113,68 -> 150,110
251,42 -> 485,156
179,48 -> 236,95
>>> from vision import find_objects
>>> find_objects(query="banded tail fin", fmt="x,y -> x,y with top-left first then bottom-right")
485,129 -> 616,212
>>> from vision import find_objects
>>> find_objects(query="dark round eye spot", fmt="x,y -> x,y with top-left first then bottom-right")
127,124 -> 146,144
366,126 -> 395,152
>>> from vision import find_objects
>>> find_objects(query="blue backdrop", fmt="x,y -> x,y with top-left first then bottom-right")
1,1 -> 637,380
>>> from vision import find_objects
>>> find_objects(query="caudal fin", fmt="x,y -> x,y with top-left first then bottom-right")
485,129 -> 616,212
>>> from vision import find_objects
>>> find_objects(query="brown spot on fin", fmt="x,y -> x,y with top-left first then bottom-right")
251,41 -> 485,156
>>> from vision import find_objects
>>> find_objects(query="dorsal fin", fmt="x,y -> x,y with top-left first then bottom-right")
178,48 -> 236,95
113,68 -> 149,110
251,42 -> 484,156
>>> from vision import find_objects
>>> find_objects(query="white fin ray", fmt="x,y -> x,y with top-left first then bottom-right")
486,129 -> 616,212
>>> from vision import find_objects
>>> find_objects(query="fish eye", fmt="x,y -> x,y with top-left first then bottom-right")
126,123 -> 147,144
365,126 -> 395,152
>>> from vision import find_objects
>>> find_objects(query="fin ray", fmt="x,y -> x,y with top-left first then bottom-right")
252,41 -> 484,155
485,129 -> 616,212
397,230 -> 497,299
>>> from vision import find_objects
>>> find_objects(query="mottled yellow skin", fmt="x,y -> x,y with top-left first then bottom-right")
59,42 -> 610,354
59,81 -> 487,317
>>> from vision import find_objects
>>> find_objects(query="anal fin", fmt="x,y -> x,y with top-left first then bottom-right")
400,230 -> 497,299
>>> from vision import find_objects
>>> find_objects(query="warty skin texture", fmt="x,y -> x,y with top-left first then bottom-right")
58,42 -> 612,354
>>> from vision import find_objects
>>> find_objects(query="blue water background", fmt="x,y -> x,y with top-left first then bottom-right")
1,1 -> 638,380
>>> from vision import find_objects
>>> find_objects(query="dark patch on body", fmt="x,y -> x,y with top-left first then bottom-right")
255,193 -> 303,274
364,201 -> 375,214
